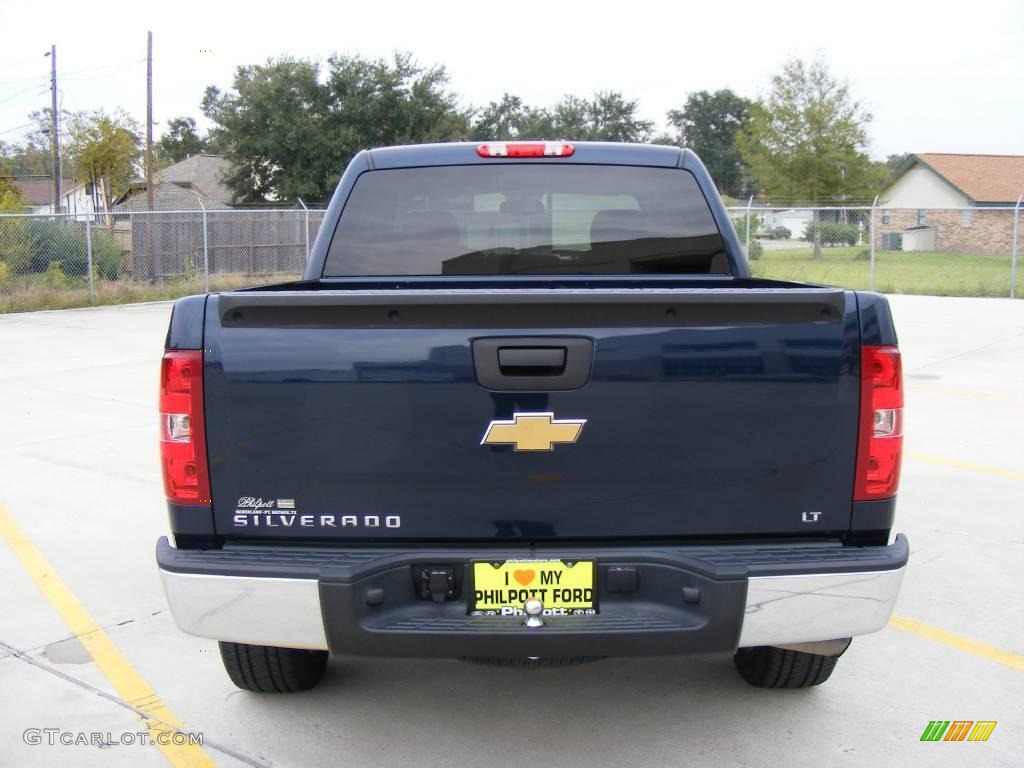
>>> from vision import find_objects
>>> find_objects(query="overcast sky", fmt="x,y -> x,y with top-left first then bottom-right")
2,0 -> 1022,161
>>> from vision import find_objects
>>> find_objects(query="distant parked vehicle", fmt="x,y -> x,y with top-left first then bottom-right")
755,226 -> 792,240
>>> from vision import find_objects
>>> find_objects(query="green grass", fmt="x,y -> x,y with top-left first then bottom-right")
750,247 -> 1022,298
2,246 -> 1021,312
0,273 -> 302,314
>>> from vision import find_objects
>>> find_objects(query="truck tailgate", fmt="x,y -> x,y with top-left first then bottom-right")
202,287 -> 861,541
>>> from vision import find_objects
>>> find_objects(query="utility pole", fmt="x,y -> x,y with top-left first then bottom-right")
46,45 -> 61,213
145,31 -> 156,279
145,31 -> 154,214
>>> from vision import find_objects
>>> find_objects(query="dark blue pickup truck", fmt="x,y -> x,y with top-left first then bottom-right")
156,141 -> 907,693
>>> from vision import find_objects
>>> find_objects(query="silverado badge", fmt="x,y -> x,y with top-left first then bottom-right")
480,412 -> 586,452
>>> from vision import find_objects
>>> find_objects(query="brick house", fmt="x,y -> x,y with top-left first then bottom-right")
876,154 -> 1024,254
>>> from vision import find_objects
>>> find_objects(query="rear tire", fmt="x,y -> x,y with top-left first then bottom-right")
218,642 -> 328,693
733,645 -> 841,688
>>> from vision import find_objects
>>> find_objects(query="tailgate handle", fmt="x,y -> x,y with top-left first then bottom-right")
473,337 -> 593,391
498,347 -> 566,375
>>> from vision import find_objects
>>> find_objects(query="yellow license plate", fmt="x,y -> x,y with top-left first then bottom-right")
472,560 -> 595,614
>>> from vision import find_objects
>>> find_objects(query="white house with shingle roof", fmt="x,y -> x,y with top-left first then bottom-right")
12,177 -> 104,217
875,154 -> 1024,254
880,154 -> 1024,208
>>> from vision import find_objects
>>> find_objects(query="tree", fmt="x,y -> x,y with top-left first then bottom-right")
471,91 -> 653,142
739,56 -> 881,258
0,158 -> 30,279
65,109 -> 143,210
156,117 -> 208,165
580,91 -> 654,142
203,53 -> 470,202
0,138 -> 51,177
885,153 -> 910,170
0,159 -> 25,212
667,89 -> 752,197
472,94 -> 547,140
649,133 -> 678,146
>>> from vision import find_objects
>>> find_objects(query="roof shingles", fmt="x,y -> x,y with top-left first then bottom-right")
916,153 -> 1024,204
12,179 -> 76,206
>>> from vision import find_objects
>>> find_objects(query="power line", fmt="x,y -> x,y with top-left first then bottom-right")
65,56 -> 145,76
0,82 -> 48,107
0,121 -> 35,136
0,57 -> 144,89
0,73 -> 48,87
62,59 -> 147,82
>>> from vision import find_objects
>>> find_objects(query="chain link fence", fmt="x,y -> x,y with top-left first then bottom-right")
1,203 -> 1021,312
726,203 -> 1023,299
0,208 -> 326,312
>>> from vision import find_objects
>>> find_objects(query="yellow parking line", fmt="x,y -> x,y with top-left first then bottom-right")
0,502 -> 216,768
905,452 -> 1024,481
890,615 -> 1024,672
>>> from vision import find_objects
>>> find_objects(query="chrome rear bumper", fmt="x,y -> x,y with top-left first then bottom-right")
158,535 -> 907,654
738,567 -> 905,647
159,569 -> 328,650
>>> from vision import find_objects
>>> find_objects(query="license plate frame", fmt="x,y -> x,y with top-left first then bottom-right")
470,559 -> 597,615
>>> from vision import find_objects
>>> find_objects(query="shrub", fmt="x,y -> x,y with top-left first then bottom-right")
730,213 -> 766,261
89,229 -> 124,279
44,260 -> 68,288
0,217 -> 34,273
20,218 -> 123,279
803,221 -> 859,247
0,260 -> 10,287
732,213 -> 762,244
24,219 -> 84,274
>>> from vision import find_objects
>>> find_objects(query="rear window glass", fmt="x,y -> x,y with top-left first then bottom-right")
323,164 -> 729,276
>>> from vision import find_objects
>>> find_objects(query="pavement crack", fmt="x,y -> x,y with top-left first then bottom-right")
11,610 -> 168,659
0,638 -> 274,768
918,528 -> 1023,546
909,329 -> 1024,373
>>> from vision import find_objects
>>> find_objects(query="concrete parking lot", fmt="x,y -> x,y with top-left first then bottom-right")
1,294 -> 1021,767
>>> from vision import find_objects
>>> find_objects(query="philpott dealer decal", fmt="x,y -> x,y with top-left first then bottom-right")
232,497 -> 400,529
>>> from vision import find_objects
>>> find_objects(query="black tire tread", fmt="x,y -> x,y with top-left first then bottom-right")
733,646 -> 839,689
219,642 -> 328,693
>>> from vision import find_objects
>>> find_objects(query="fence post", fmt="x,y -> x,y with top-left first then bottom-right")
1012,193 -> 1022,300
744,195 -> 753,260
298,198 -> 310,259
870,195 -> 878,292
85,217 -> 95,305
199,200 -> 210,293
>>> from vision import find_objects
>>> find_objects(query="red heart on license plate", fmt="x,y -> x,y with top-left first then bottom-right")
513,569 -> 536,586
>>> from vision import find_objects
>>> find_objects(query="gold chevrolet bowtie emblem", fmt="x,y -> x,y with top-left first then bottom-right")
480,412 -> 587,452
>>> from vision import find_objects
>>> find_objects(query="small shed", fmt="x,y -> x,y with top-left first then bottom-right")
902,226 -> 936,252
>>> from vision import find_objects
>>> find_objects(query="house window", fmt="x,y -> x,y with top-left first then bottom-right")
882,209 -> 891,225
960,208 -> 973,227
917,209 -> 927,226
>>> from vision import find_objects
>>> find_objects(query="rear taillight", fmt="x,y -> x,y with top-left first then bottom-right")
159,350 -> 211,505
854,345 -> 903,501
476,141 -> 575,158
